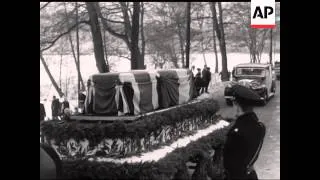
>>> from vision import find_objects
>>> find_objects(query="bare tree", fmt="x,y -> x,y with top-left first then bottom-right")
223,2 -> 271,63
95,2 -> 145,69
213,30 -> 219,73
40,51 -> 64,97
210,2 -> 228,81
209,2 -> 219,73
185,2 -> 191,68
140,2 -> 145,68
194,2 -> 207,66
144,3 -> 183,68
85,2 -> 109,73
169,2 -> 187,68
131,2 -> 142,69
269,29 -> 273,65
63,2 -> 85,90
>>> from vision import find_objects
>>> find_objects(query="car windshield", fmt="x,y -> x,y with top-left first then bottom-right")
235,68 -> 265,76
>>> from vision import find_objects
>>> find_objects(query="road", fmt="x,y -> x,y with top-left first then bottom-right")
211,81 -> 280,179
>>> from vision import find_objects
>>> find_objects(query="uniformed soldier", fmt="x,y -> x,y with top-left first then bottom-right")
223,84 -> 266,180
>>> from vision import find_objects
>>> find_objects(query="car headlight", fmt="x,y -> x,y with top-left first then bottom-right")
251,84 -> 266,89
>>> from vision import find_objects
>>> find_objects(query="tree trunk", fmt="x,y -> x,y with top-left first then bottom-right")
95,4 -> 109,72
96,4 -> 110,72
131,2 -> 141,69
257,30 -> 268,63
76,2 -> 81,106
177,26 -> 185,68
85,2 -> 109,73
196,6 -> 207,66
65,71 -> 68,98
185,2 -> 191,69
210,4 -> 219,73
252,29 -> 257,63
211,2 -> 228,81
59,54 -> 62,89
63,2 -> 85,89
102,29 -> 109,71
63,2 -> 86,90
120,2 -> 132,43
140,2 -> 145,69
67,33 -> 85,90
269,29 -> 273,65
40,51 -> 64,97
200,37 -> 207,65
217,2 -> 228,81
213,31 -> 219,73
171,38 -> 179,68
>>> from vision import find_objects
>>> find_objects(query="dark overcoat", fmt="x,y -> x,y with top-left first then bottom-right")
40,103 -> 46,121
51,99 -> 60,117
223,111 -> 266,180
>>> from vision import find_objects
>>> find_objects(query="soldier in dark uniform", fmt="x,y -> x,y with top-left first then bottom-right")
223,84 -> 266,180
40,103 -> 46,122
194,68 -> 203,96
51,96 -> 60,120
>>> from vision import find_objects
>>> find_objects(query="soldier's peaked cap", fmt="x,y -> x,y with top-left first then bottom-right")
231,84 -> 261,104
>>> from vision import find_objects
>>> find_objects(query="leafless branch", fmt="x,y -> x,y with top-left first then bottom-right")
40,2 -> 50,11
117,54 -> 131,60
99,16 -> 125,24
40,20 -> 89,52
119,2 -> 132,37
96,2 -> 130,47
100,6 -> 122,12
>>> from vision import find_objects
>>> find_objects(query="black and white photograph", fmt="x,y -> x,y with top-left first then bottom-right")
40,1 -> 280,179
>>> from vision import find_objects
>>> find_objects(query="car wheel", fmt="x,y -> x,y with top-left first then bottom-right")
226,99 -> 233,106
271,82 -> 276,93
262,91 -> 268,105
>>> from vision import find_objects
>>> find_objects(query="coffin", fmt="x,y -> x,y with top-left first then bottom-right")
85,70 -> 159,116
84,69 -> 195,116
157,69 -> 194,108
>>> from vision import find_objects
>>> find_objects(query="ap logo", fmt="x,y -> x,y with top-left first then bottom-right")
251,0 -> 275,28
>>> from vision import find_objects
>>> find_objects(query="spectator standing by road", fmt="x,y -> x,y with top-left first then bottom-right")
40,102 -> 46,122
51,96 -> 60,120
201,65 -> 211,93
206,67 -> 212,92
61,96 -> 70,115
191,65 -> 196,77
194,68 -> 203,96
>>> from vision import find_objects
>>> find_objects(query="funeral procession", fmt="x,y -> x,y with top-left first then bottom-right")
40,2 -> 280,180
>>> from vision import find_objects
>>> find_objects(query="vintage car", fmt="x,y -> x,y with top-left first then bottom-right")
225,63 -> 276,105
274,61 -> 280,80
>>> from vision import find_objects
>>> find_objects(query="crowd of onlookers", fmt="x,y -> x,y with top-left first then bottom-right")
191,65 -> 212,97
40,96 -> 70,122
40,92 -> 87,123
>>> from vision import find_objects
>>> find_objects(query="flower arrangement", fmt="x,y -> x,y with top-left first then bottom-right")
41,99 -> 221,159
60,125 -> 231,179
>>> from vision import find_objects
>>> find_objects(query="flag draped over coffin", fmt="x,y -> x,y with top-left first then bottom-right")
84,69 -> 194,116
156,69 -> 194,108
85,71 -> 159,115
